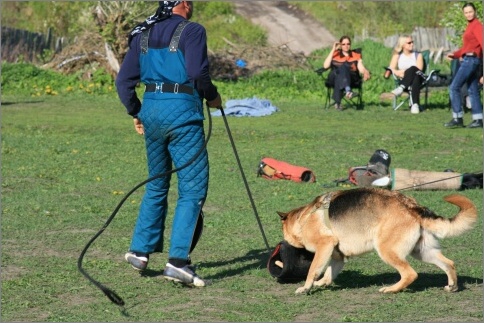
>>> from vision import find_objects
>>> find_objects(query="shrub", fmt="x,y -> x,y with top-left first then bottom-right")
1,62 -> 116,97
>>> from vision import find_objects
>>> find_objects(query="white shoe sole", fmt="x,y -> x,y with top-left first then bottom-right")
125,253 -> 148,271
163,263 -> 206,287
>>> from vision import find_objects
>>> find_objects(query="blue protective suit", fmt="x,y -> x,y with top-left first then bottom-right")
116,15 -> 219,262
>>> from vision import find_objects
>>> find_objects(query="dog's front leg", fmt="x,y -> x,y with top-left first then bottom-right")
296,237 -> 336,295
315,254 -> 345,287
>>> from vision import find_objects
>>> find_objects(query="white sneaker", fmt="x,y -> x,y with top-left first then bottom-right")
163,263 -> 206,287
371,176 -> 391,187
125,252 -> 149,271
410,103 -> 420,114
391,86 -> 404,97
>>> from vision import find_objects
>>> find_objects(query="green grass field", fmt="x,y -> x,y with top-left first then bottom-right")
1,91 -> 482,322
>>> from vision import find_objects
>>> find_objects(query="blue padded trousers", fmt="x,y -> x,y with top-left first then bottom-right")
130,95 -> 208,261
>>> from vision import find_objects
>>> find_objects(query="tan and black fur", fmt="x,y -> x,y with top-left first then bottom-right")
277,187 -> 477,294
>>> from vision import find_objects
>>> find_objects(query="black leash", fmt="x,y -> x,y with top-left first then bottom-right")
218,108 -> 272,254
395,172 -> 480,192
78,103 -> 272,307
77,104 -> 213,307
323,172 -> 481,192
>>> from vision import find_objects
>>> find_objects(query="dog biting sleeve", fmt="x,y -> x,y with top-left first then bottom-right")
267,240 -> 314,282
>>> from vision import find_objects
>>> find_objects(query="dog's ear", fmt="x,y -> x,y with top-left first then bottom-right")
277,211 -> 288,220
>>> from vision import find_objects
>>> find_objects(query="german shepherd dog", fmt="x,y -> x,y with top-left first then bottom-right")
277,188 -> 477,294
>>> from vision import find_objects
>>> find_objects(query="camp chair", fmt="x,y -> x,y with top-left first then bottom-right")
384,50 -> 439,111
316,49 -> 364,110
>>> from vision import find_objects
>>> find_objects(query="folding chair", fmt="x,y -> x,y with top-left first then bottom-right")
315,50 -> 364,110
384,50 -> 439,111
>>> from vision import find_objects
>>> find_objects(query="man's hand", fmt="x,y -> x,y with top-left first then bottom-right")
363,70 -> 371,81
133,118 -> 144,135
206,93 -> 222,109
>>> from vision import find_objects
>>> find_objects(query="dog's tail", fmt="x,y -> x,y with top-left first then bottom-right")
420,194 -> 477,239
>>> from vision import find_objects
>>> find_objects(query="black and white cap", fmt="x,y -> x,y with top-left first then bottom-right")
367,149 -> 391,175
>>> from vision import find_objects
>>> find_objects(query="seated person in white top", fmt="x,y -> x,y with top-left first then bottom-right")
387,35 -> 425,114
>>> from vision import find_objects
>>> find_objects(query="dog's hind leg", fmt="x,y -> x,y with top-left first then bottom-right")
376,230 -> 419,293
411,234 -> 458,292
296,237 -> 336,295
377,253 -> 418,293
315,251 -> 345,287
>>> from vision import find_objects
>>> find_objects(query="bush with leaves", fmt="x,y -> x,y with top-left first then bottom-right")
440,1 -> 483,47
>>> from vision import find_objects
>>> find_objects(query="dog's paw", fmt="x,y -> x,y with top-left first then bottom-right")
314,278 -> 331,287
378,286 -> 399,293
295,287 -> 309,295
444,284 -> 458,292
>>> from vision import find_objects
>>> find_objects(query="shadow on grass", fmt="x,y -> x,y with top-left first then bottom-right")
376,101 -> 451,111
139,248 -> 270,280
2,99 -> 45,105
309,270 -> 483,294
137,248 -> 482,294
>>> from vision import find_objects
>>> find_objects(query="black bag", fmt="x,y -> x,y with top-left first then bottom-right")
427,72 -> 450,87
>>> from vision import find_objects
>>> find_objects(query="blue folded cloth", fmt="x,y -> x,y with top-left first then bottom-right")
211,97 -> 279,117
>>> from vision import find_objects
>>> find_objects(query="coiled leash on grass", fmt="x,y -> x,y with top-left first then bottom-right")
78,103 -> 271,307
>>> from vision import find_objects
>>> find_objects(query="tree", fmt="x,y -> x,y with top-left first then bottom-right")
440,1 -> 483,47
91,1 -> 157,62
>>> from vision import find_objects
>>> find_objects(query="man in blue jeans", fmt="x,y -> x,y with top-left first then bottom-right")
116,1 -> 222,287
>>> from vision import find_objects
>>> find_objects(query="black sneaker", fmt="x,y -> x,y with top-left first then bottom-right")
467,119 -> 483,128
163,263 -> 206,287
444,118 -> 464,128
125,252 -> 149,271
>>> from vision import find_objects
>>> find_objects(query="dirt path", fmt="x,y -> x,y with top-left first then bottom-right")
234,1 -> 335,56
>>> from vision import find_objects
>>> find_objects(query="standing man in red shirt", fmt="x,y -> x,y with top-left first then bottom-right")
444,2 -> 483,128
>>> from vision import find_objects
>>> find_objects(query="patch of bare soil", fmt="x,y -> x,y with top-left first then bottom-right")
209,44 -> 310,81
1,265 -> 29,281
234,1 -> 335,56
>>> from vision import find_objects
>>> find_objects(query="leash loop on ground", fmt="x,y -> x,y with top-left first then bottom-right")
77,104 -> 213,307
